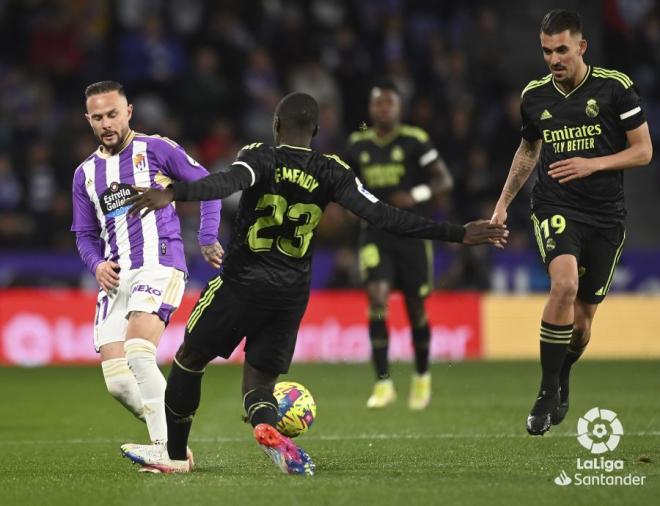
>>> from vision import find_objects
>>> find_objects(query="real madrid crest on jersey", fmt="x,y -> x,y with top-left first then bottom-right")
360,151 -> 370,164
546,237 -> 556,252
585,99 -> 599,118
391,145 -> 404,161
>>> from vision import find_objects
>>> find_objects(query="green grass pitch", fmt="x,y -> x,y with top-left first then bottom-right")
1,361 -> 658,505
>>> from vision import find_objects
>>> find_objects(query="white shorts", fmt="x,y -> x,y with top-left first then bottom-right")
93,265 -> 186,352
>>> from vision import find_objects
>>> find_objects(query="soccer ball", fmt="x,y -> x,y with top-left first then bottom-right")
273,381 -> 316,438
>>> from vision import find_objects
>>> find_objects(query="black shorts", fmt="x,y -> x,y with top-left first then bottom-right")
183,276 -> 308,374
531,209 -> 625,304
358,226 -> 433,298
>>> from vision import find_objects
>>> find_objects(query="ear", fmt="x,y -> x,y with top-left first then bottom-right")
127,103 -> 133,121
578,38 -> 587,56
274,115 -> 280,132
312,124 -> 319,137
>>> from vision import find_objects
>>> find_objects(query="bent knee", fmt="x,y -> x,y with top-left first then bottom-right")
367,282 -> 389,307
368,296 -> 388,312
174,343 -> 211,371
549,277 -> 578,302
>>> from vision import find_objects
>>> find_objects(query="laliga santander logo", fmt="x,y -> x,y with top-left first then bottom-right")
576,407 -> 624,454
553,408 -> 646,487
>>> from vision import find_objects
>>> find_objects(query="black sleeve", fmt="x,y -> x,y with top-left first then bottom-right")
614,83 -> 646,131
414,134 -> 440,169
520,96 -> 541,142
343,139 -> 360,177
170,163 -> 253,201
332,167 -> 465,242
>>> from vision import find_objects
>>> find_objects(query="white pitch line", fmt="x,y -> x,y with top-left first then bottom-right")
2,431 -> 660,446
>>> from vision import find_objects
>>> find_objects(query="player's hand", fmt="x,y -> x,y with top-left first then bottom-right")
489,205 -> 508,249
462,220 -> 509,247
200,241 -> 224,269
95,261 -> 120,292
548,157 -> 598,183
388,191 -> 416,208
127,186 -> 175,217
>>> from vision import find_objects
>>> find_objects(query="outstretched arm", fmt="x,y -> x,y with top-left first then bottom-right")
127,164 -> 253,216
335,174 -> 508,245
491,138 -> 542,225
171,163 -> 254,201
157,140 -> 224,266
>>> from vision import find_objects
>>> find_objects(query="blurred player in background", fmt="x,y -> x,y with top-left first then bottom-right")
490,10 -> 652,435
70,81 -> 222,461
119,92 -> 507,474
346,80 -> 454,410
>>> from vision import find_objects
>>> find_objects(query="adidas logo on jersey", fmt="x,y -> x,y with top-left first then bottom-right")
540,109 -> 553,120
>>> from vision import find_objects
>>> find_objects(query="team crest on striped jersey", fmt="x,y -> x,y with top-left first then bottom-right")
133,153 -> 147,171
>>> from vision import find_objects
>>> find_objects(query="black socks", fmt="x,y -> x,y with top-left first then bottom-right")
165,360 -> 204,460
244,387 -> 279,427
539,321 -> 573,392
412,324 -> 430,375
369,314 -> 389,379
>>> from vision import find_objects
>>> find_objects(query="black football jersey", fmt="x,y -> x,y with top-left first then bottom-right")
521,66 -> 646,226
171,143 -> 465,307
345,125 -> 440,211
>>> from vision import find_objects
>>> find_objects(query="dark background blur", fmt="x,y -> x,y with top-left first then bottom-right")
0,0 -> 658,292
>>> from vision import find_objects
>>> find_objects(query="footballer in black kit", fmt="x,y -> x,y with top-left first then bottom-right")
346,80 -> 454,410
491,9 -> 652,437
181,140 -> 463,375
522,63 -> 645,302
124,92 -> 507,474
347,125 -> 442,297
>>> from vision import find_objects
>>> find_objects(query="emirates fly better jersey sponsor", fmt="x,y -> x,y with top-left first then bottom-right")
520,66 -> 646,226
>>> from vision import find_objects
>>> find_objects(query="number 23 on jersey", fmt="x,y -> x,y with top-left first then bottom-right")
247,194 -> 322,258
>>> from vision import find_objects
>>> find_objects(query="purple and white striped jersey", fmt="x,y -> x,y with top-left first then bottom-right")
71,131 -> 221,274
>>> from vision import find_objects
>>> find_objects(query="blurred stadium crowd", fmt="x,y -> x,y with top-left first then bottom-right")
0,0 -> 659,290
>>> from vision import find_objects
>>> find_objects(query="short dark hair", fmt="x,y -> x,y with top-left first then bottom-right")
371,78 -> 401,96
275,92 -> 319,134
540,9 -> 582,36
85,80 -> 126,98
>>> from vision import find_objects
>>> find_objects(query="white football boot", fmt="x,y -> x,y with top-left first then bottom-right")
121,442 -> 192,474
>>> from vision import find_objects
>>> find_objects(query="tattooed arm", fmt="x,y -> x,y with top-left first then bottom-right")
491,138 -> 542,227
